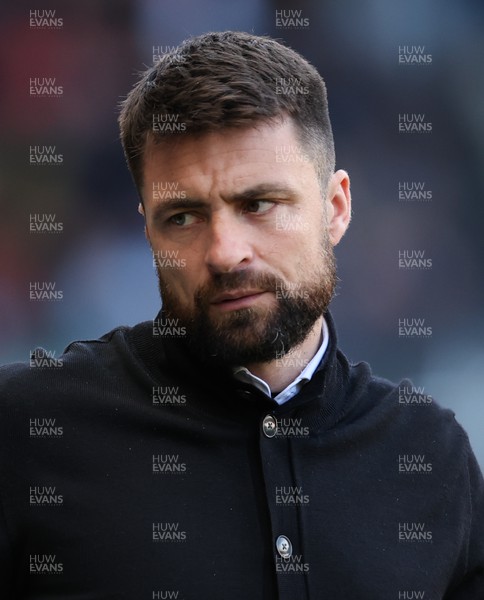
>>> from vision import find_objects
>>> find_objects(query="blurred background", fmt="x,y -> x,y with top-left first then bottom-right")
1,0 -> 483,466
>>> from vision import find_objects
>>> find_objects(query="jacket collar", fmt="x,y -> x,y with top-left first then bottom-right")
127,310 -> 356,432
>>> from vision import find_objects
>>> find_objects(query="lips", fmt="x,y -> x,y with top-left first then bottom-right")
210,289 -> 268,312
211,289 -> 265,304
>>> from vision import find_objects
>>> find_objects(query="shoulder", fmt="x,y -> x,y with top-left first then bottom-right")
343,356 -> 471,464
0,323 -> 142,410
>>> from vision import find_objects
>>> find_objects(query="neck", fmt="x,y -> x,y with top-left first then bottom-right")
244,317 -> 324,394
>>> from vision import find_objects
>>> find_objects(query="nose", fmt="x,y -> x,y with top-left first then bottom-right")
205,210 -> 254,274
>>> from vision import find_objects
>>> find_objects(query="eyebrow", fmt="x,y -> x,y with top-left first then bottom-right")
228,183 -> 298,202
149,182 -> 298,221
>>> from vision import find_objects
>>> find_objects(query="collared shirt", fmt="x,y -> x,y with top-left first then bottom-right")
233,317 -> 329,405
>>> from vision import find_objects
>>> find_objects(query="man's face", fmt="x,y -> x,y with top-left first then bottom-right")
141,119 -> 350,365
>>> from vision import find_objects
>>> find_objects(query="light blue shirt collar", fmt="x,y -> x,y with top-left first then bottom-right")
233,318 -> 329,405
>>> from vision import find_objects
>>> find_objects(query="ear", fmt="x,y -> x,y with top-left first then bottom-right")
138,202 -> 150,242
326,169 -> 351,246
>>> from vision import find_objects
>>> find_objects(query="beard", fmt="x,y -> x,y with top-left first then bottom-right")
155,241 -> 336,367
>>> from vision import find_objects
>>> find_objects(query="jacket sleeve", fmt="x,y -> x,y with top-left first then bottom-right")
445,440 -> 484,599
0,367 -> 16,597
0,495 -> 14,597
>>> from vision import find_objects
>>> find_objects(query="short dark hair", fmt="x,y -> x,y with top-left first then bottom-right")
118,31 -> 335,193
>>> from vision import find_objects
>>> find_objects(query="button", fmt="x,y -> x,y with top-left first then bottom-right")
262,415 -> 277,438
276,535 -> 292,558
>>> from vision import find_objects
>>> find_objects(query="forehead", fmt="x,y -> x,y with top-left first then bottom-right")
141,120 -> 320,199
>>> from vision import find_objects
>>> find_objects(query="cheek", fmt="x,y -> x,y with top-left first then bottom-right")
270,223 -> 326,278
160,263 -> 205,303
151,239 -> 199,287
265,217 -> 321,255
271,202 -> 323,238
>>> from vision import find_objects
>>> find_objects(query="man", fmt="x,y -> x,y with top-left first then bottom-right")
0,31 -> 483,599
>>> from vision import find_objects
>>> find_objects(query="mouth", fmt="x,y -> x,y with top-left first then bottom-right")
210,289 -> 269,312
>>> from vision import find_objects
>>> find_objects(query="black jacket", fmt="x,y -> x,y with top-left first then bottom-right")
0,313 -> 483,599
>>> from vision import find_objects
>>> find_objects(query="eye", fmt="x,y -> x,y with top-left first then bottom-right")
244,200 -> 275,214
168,213 -> 199,227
